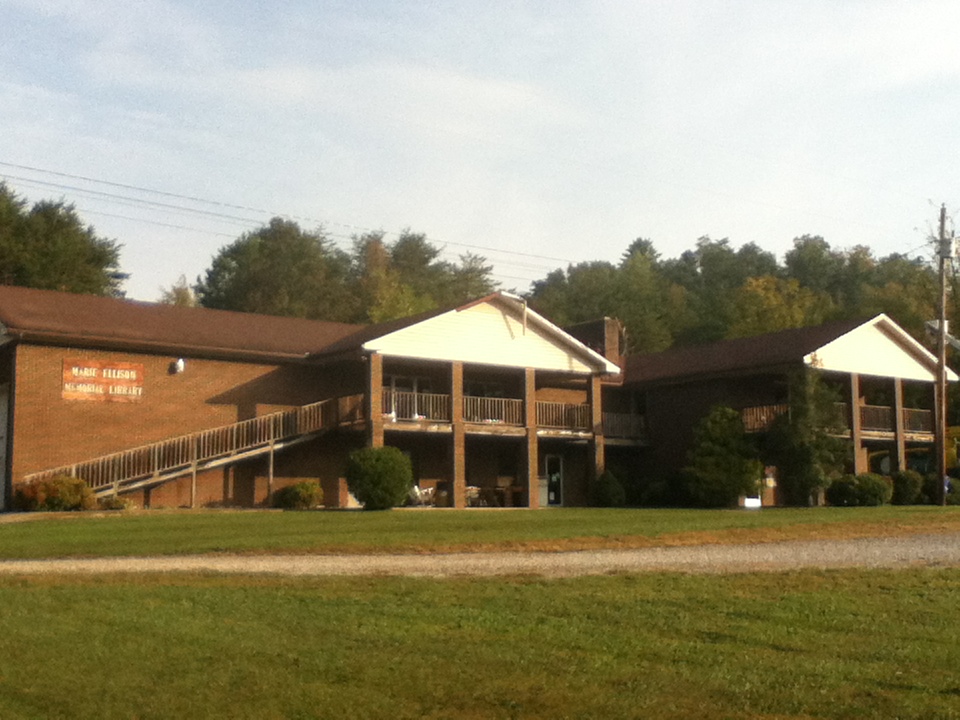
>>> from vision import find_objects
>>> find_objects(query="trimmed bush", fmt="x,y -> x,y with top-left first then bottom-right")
826,473 -> 893,507
98,495 -> 134,511
13,475 -> 97,511
855,473 -> 892,506
593,471 -> 626,508
920,474 -> 955,505
346,446 -> 413,511
272,481 -> 323,510
825,475 -> 859,507
891,470 -> 923,505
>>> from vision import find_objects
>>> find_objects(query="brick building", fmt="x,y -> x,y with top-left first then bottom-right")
0,286 -> 625,509
614,315 -> 955,503
1,285 -> 943,511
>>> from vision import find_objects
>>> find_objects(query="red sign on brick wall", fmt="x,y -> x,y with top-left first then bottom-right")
62,359 -> 144,402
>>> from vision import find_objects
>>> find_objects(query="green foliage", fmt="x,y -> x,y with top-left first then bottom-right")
157,274 -> 197,306
825,475 -> 859,507
345,446 -> 413,510
271,481 -> 324,510
592,470 -> 626,508
196,221 -> 496,323
826,474 -> 893,507
921,474 -> 960,505
98,495 -> 134,511
528,240 -> 684,354
891,470 -> 924,505
0,183 -> 125,296
727,276 -> 830,339
13,475 -> 97,511
530,232 -> 941,351
195,217 -> 356,320
682,406 -> 762,507
765,370 -> 847,506
855,473 -> 893,506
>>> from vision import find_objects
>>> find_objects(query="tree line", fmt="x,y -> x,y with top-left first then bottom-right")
529,236 -> 940,353
0,182 -> 947,351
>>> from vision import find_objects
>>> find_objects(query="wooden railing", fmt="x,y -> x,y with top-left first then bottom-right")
903,408 -> 933,433
796,402 -> 933,435
382,389 -> 450,421
603,412 -> 645,438
23,396 -> 356,494
861,404 -> 893,431
741,404 -> 789,432
464,396 -> 524,425
536,401 -> 590,430
380,391 -> 598,432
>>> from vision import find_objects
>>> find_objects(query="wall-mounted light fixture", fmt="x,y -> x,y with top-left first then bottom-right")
169,358 -> 186,375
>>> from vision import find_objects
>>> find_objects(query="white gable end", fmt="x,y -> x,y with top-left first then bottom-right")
805,318 -> 953,382
363,302 -> 606,373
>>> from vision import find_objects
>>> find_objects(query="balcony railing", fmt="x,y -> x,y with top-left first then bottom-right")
861,404 -> 893,432
382,389 -> 451,422
464,396 -> 524,425
754,401 -> 934,435
536,401 -> 590,430
904,408 -> 933,433
603,412 -> 646,439
741,404 -> 789,433
381,391 -> 600,432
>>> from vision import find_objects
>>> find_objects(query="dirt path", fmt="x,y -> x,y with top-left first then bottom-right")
1,532 -> 959,577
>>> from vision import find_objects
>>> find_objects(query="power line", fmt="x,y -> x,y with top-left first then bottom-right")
0,161 -> 583,267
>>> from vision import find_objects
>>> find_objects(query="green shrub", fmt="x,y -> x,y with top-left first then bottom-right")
271,481 -> 323,510
13,475 -> 97,511
346,446 -> 413,511
855,473 -> 892,506
683,406 -> 762,508
826,473 -> 892,507
891,470 -> 923,505
593,471 -> 626,508
920,474 -> 956,505
825,475 -> 859,507
98,495 -> 134,511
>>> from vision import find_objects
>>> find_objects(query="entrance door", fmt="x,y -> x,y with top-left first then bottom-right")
545,454 -> 563,506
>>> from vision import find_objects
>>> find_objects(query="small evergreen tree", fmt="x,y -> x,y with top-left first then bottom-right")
891,470 -> 923,505
683,406 -> 762,507
345,446 -> 413,510
765,369 -> 847,505
592,470 -> 627,507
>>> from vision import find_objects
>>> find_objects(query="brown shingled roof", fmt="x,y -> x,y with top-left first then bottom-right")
0,285 -> 364,361
623,318 -> 866,385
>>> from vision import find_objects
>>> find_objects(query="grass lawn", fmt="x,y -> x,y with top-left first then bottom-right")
1,569 -> 958,719
1,505 -> 960,559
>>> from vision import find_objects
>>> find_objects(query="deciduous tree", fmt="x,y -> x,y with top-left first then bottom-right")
195,218 -> 355,320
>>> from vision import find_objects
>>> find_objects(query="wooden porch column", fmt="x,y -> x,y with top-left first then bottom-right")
367,352 -> 384,448
894,378 -> 907,472
450,361 -> 467,509
850,373 -> 867,474
524,367 -> 540,509
588,374 -> 605,493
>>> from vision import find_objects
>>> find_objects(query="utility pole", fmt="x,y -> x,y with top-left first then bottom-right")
936,203 -> 951,506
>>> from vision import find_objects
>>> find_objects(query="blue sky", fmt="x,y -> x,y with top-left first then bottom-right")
3,0 -> 960,301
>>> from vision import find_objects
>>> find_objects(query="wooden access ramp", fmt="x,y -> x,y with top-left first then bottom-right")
21,395 -> 365,504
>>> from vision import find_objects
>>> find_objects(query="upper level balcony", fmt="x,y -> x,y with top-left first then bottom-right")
381,389 -> 645,439
741,402 -> 934,439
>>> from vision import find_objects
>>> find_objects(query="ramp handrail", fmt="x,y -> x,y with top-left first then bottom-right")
22,397 -> 353,492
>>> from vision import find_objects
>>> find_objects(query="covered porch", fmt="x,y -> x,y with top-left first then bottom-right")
364,354 -> 621,508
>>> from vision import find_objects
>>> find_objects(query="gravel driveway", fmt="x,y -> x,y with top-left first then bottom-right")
2,532 -> 959,577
